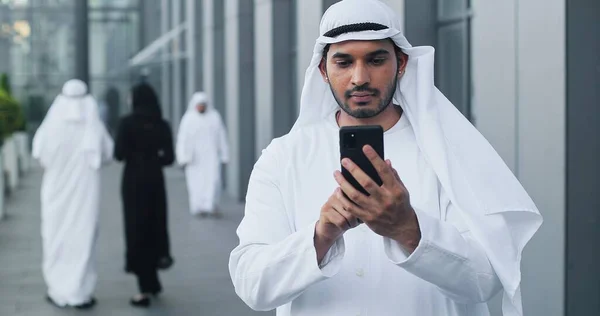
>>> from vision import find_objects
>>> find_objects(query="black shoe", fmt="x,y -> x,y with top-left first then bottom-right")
46,295 -> 97,309
150,291 -> 161,298
130,295 -> 151,307
74,297 -> 97,309
157,256 -> 174,270
45,295 -> 64,308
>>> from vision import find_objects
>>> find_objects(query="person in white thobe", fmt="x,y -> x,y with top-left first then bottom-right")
32,79 -> 114,309
229,1 -> 543,316
176,92 -> 229,217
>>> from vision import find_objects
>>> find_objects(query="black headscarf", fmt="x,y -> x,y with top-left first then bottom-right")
131,83 -> 162,118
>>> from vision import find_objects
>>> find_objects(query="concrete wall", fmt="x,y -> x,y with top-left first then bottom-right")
566,0 -> 600,315
212,0 -> 226,117
272,0 -> 296,138
471,0 -> 566,315
202,0 -> 215,116
225,0 -> 240,200
237,0 -> 256,200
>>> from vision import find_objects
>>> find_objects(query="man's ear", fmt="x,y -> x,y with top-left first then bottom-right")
319,58 -> 328,83
398,51 -> 408,74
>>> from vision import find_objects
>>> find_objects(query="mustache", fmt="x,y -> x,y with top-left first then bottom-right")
344,85 -> 380,99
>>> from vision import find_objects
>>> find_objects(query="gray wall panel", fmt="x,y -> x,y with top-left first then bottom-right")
566,0 -> 600,315
404,0 -> 436,47
213,0 -> 226,116
195,0 -> 204,91
238,0 -> 256,200
272,0 -> 296,138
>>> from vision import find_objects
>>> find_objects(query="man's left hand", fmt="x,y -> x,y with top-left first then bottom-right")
334,145 -> 421,253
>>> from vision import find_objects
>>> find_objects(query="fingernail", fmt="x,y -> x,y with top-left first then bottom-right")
341,159 -> 350,167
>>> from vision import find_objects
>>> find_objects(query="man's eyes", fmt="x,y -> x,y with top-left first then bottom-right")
335,60 -> 351,67
334,58 -> 387,67
371,58 -> 386,65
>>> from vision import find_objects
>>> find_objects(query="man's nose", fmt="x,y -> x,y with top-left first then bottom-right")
351,63 -> 370,87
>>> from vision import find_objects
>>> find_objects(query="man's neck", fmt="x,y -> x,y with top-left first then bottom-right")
336,104 -> 402,131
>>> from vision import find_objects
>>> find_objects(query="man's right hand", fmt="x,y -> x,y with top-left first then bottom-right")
314,188 -> 361,264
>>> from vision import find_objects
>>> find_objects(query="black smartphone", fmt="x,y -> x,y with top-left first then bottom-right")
339,125 -> 385,197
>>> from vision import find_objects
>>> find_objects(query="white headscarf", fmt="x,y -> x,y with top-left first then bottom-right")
32,79 -> 109,169
186,91 -> 211,113
295,1 -> 542,315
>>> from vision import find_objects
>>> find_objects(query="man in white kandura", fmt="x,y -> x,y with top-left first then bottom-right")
229,1 -> 543,315
176,92 -> 229,218
33,79 -> 114,309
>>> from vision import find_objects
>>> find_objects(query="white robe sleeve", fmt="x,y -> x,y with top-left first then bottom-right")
175,114 -> 193,166
217,114 -> 229,164
228,141 -> 343,311
99,124 -> 114,165
383,186 -> 503,304
32,123 -> 52,168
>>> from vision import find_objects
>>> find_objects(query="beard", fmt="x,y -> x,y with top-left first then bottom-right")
330,75 -> 398,119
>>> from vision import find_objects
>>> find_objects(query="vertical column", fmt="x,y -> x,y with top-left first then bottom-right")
138,0 -> 146,49
271,0 -> 294,138
161,0 -> 171,121
566,1 -> 600,315
171,0 -> 182,130
470,2 -> 518,314
213,1 -> 226,116
296,0 -> 322,116
516,0 -> 566,314
254,0 -> 273,157
404,0 -> 436,46
186,0 -> 196,101
471,0 -> 517,172
225,0 -> 240,199
202,0 -> 215,104
74,0 -> 89,86
238,0 -> 256,200
194,1 -> 204,91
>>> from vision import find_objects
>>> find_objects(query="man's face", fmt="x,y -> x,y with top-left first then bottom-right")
196,103 -> 207,113
319,39 -> 407,119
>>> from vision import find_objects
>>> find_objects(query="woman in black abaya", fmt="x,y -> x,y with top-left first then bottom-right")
114,83 -> 175,307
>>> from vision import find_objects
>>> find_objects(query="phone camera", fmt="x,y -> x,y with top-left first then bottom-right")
343,132 -> 357,149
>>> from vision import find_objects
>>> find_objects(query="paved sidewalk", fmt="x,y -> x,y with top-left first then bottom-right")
0,163 -> 273,316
